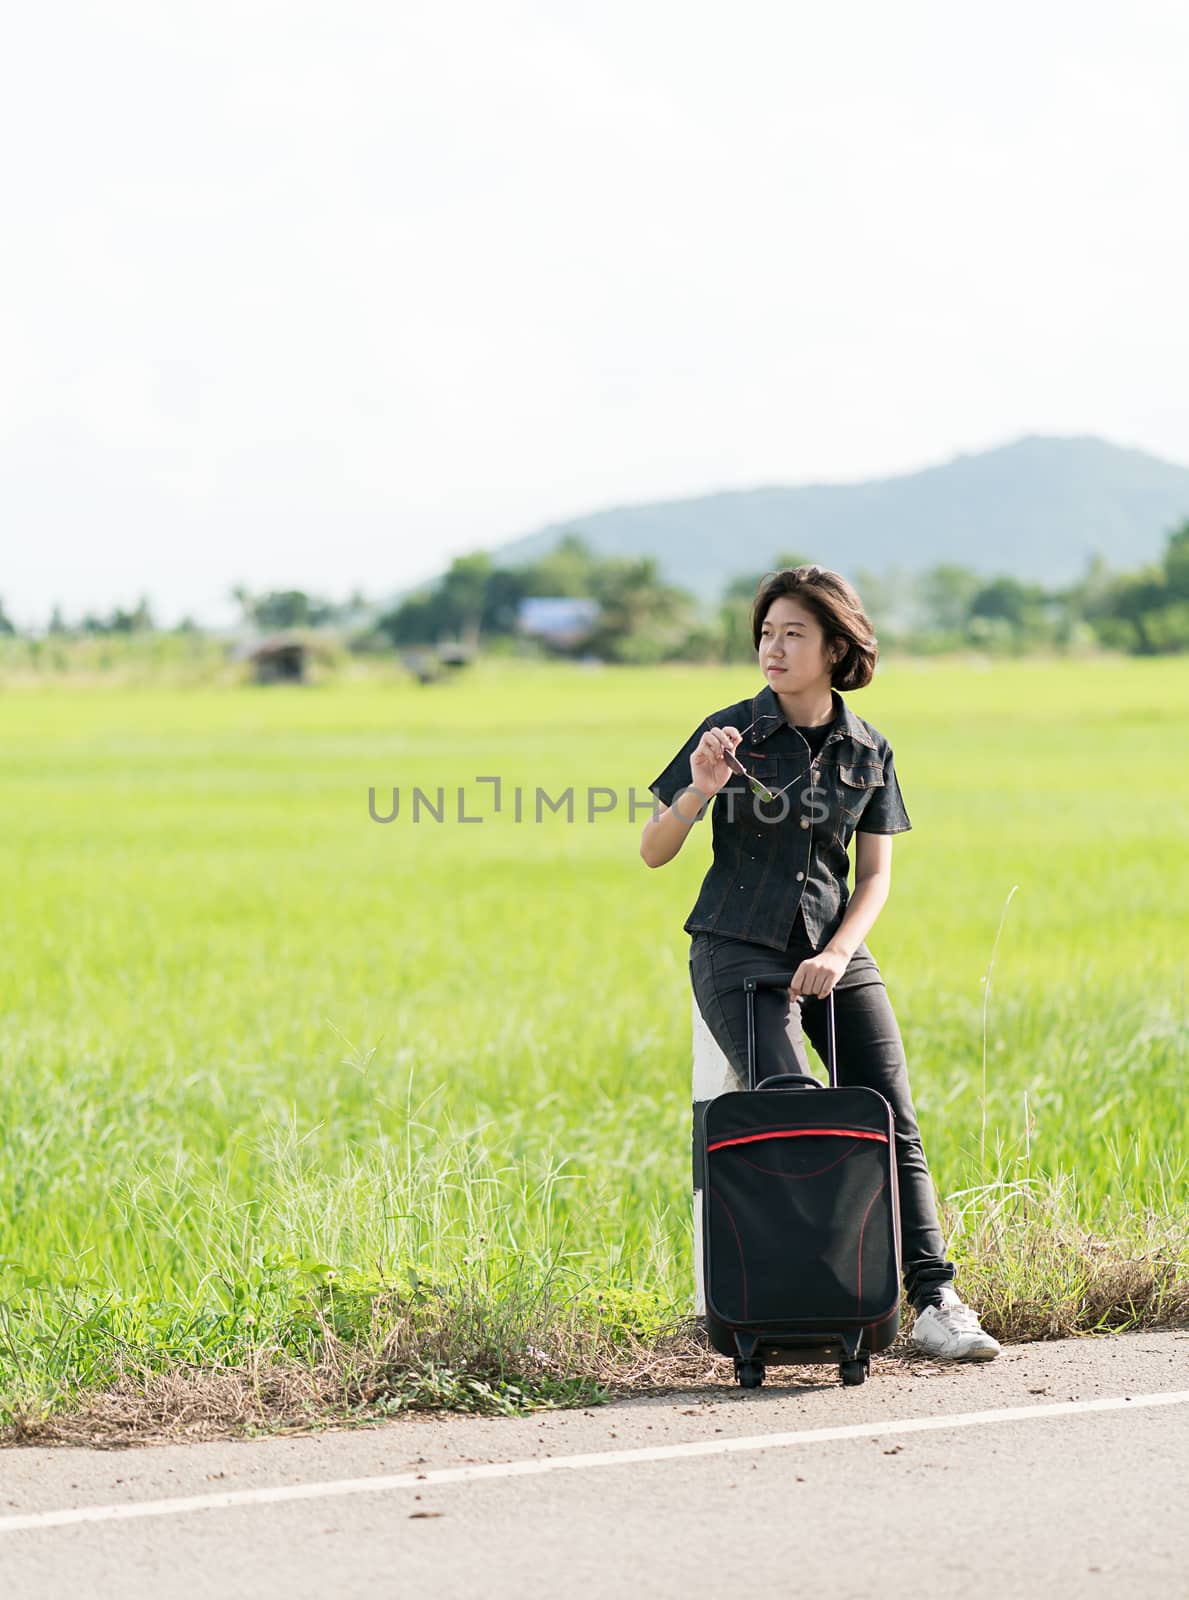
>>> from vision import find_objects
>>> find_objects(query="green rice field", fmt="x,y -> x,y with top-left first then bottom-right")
1,655 -> 1187,1421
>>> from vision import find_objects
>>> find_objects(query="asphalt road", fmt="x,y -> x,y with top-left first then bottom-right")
2,1330 -> 1187,1599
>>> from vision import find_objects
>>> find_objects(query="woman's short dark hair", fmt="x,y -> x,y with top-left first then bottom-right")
751,565 -> 878,691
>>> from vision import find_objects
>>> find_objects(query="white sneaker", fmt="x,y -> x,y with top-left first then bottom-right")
910,1291 -> 1001,1362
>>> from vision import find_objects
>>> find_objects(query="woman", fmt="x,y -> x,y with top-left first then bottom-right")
640,565 -> 999,1362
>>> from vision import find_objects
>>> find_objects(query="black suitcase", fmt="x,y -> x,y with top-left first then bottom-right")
697,972 -> 902,1388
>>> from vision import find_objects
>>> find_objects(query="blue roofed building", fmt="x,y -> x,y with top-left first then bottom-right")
516,596 -> 601,650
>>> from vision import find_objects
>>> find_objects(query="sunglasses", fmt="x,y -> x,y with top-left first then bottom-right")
721,718 -> 818,805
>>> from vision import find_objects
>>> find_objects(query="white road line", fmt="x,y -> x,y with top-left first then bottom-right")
3,1388 -> 1187,1536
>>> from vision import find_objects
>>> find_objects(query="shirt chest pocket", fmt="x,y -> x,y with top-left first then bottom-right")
836,760 -> 886,831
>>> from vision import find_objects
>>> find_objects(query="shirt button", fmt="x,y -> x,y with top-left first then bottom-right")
796,871 -> 805,881
800,819 -> 809,829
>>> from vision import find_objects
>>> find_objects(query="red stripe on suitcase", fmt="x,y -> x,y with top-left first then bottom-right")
707,1128 -> 889,1153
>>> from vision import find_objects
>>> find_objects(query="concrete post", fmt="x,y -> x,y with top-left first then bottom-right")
691,995 -> 746,1315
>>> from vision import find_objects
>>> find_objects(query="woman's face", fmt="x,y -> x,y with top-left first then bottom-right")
758,596 -> 838,691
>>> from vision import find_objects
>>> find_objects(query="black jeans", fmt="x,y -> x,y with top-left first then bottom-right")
689,923 -> 956,1312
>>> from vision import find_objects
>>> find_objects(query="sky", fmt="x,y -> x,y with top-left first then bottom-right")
3,0 -> 1188,628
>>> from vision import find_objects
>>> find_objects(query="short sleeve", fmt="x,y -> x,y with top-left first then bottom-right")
648,718 -> 710,809
854,744 -> 912,834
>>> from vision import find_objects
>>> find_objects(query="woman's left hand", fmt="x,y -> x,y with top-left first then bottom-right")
788,950 -> 849,1003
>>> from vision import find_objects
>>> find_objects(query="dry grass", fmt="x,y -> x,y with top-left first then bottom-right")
936,1186 -> 1189,1342
0,1326 -> 829,1450
5,1207 -> 1187,1450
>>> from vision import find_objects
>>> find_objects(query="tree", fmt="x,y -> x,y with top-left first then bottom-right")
852,565 -> 914,637
375,589 -> 440,647
720,570 -> 767,662
1138,598 -> 1189,652
124,596 -> 154,633
1082,561 -> 1170,654
719,550 -> 816,662
230,588 -> 357,630
375,553 -> 527,648
437,552 -> 496,640
967,576 -> 1054,648
1132,519 -> 1189,650
585,556 -> 700,664
78,595 -> 155,635
1162,519 -> 1189,599
917,564 -> 981,635
522,532 -> 600,598
481,566 -> 531,635
377,534 -> 713,661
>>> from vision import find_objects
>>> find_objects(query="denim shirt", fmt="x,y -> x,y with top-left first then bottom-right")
647,682 -> 912,952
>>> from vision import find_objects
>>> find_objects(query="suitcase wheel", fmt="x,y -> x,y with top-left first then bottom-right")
734,1356 -> 765,1389
839,1359 -> 868,1387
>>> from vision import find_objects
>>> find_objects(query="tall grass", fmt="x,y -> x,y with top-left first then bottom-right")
1,656 -> 1186,1428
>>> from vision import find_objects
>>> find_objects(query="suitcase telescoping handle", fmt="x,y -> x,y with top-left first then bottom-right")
742,974 -> 837,1092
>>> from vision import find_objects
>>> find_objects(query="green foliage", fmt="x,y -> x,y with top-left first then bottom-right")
522,531 -> 601,598
232,587 -> 357,631
1064,519 -> 1189,653
11,517 -> 1189,669
359,1361 -> 601,1416
917,564 -> 983,634
76,595 -> 156,635
874,519 -> 1189,656
375,587 -> 440,646
586,556 -> 699,663
375,534 -> 702,662
719,550 -> 816,662
852,565 -> 916,636
377,551 -> 532,648
1163,521 -> 1189,598
0,629 -> 234,684
1139,600 -> 1189,652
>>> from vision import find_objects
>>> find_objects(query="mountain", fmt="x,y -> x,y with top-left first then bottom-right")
488,434 -> 1189,603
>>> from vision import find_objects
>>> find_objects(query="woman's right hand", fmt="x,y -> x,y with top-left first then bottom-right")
689,725 -> 742,798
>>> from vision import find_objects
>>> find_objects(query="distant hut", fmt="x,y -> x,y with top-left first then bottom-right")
243,632 -> 309,684
516,597 -> 600,653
